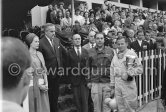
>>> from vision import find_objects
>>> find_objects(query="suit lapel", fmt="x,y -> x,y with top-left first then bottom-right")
71,48 -> 79,61
43,37 -> 55,54
136,40 -> 141,48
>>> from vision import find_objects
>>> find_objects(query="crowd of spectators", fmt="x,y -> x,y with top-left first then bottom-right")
45,0 -> 166,52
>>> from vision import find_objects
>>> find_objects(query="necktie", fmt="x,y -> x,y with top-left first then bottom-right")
50,39 -> 55,51
92,44 -> 94,48
77,47 -> 81,59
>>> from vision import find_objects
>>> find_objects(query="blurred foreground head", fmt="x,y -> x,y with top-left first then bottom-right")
2,37 -> 32,104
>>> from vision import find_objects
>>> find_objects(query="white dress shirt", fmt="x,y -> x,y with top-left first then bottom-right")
89,43 -> 96,48
74,46 -> 81,55
137,40 -> 142,47
46,36 -> 53,47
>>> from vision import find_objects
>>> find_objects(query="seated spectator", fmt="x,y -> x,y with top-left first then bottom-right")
111,20 -> 123,34
59,2 -> 66,18
100,10 -> 113,26
138,14 -> 145,25
2,37 -> 32,112
61,10 -> 72,30
54,11 -> 63,25
50,4 -> 59,24
145,31 -> 157,50
73,20 -> 81,34
83,12 -> 90,25
130,30 -> 149,52
73,9 -> 84,25
46,4 -> 53,23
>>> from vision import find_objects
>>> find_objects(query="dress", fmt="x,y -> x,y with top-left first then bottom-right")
29,51 -> 50,112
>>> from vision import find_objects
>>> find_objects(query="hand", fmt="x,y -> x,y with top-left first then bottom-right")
121,72 -> 128,81
87,83 -> 92,89
39,85 -> 48,92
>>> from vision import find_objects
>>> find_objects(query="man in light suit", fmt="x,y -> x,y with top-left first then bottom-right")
82,31 -> 96,112
39,23 -> 66,112
83,31 -> 96,51
68,34 -> 89,112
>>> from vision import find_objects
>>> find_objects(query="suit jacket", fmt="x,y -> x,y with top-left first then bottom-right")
130,40 -> 149,53
39,36 -> 64,77
146,39 -> 157,50
127,37 -> 136,49
68,47 -> 89,86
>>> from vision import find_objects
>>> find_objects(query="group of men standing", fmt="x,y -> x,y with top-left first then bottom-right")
39,23 -> 143,112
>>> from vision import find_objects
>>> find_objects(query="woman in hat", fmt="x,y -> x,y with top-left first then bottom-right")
25,33 -> 50,112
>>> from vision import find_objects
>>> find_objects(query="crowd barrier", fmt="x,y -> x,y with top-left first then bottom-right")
136,49 -> 166,108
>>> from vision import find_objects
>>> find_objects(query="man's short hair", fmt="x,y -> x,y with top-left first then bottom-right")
137,30 -> 144,35
95,32 -> 104,38
43,23 -> 55,32
117,36 -> 128,43
2,37 -> 31,90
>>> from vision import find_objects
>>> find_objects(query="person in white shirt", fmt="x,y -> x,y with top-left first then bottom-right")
73,9 -> 84,25
2,37 -> 32,112
138,14 -> 145,25
111,20 -> 123,35
61,10 -> 72,29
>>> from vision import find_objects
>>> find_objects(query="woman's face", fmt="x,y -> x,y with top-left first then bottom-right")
112,39 -> 117,49
30,36 -> 39,50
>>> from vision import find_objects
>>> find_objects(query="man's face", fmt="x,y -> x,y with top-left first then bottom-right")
114,20 -> 120,26
117,38 -> 128,52
66,11 -> 70,17
88,32 -> 96,44
75,10 -> 80,15
127,30 -> 134,38
60,4 -> 63,9
73,34 -> 81,47
45,26 -> 56,39
145,33 -> 151,41
95,33 -> 104,47
137,32 -> 144,40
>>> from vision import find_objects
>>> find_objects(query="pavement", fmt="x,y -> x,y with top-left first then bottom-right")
138,99 -> 166,112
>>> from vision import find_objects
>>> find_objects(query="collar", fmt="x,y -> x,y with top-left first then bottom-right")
89,42 -> 96,47
95,46 -> 105,54
137,40 -> 142,42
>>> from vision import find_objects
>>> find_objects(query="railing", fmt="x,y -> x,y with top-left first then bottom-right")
136,49 -> 166,108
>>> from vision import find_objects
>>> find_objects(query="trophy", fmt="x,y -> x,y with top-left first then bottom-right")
122,54 -> 136,81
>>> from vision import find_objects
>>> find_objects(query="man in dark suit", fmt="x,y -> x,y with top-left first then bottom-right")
125,29 -> 136,49
39,23 -> 65,112
130,30 -> 149,53
145,31 -> 157,50
68,34 -> 89,112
